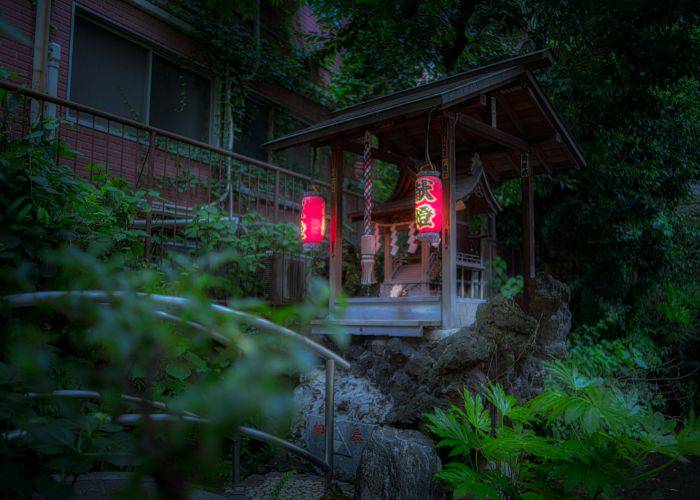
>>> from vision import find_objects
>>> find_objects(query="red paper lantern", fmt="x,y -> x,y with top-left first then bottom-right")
300,193 -> 326,250
415,170 -> 443,243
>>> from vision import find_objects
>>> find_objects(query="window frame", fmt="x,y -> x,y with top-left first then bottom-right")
67,5 -> 216,144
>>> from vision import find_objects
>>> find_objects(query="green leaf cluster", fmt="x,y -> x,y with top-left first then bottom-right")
425,362 -> 700,499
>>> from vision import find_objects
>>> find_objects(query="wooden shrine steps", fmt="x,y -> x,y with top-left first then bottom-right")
310,296 -> 441,337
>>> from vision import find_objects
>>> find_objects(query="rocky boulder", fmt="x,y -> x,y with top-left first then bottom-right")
354,427 -> 442,500
529,272 -> 572,358
343,273 -> 572,423
291,368 -> 394,442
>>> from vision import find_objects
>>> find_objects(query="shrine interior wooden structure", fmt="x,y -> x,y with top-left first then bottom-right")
265,49 -> 585,337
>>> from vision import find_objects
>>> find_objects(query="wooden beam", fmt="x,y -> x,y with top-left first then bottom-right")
384,231 -> 392,283
421,241 -> 430,284
338,139 -> 422,170
454,112 -> 529,152
494,92 -> 524,135
521,154 -> 535,309
507,152 -> 522,176
441,114 -> 458,329
329,142 -> 344,311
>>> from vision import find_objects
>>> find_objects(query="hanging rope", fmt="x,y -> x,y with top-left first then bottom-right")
362,131 -> 373,236
390,224 -> 399,257
407,223 -> 418,254
360,130 -> 377,285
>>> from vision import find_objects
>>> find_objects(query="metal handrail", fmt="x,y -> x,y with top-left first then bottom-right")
4,290 -> 349,369
9,390 -> 331,473
1,291 -> 348,486
0,80 -> 361,199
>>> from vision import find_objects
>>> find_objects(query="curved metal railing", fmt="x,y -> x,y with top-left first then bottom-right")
1,291 -> 348,487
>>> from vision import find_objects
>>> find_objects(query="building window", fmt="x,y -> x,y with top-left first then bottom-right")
70,16 -> 149,121
236,98 -> 270,161
150,56 -> 211,142
69,15 -> 211,142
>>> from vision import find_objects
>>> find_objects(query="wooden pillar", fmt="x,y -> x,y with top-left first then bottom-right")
384,231 -> 392,283
328,142 -> 344,312
486,214 -> 497,298
441,115 -> 457,328
420,241 -> 429,283
521,153 -> 535,308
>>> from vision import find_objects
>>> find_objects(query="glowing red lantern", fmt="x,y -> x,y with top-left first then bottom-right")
300,193 -> 326,250
415,170 -> 443,243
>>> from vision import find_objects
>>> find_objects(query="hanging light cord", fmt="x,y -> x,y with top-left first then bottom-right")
424,105 -> 439,171
311,146 -> 318,192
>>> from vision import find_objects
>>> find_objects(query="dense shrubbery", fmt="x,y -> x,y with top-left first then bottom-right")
184,206 -> 302,298
426,362 -> 700,499
0,118 -> 329,497
0,129 -> 149,286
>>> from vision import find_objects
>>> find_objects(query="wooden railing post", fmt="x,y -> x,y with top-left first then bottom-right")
441,114 -> 457,329
328,142 -> 344,311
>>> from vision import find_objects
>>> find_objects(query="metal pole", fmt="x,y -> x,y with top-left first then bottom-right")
324,358 -> 335,488
45,42 -> 60,136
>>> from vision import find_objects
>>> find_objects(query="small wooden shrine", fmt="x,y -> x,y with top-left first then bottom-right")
266,50 -> 585,337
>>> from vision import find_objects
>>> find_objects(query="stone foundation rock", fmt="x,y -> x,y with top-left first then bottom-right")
354,426 -> 442,500
290,273 -> 571,488
291,368 -> 394,442
343,272 -> 572,425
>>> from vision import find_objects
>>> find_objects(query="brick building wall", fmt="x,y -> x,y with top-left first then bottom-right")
0,0 -> 35,80
0,0 -> 328,121
0,0 -> 348,227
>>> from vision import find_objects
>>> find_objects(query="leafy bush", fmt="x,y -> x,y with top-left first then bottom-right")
0,109 -> 329,497
491,255 -> 523,300
0,249 -> 318,498
425,362 -> 700,499
0,123 -> 150,292
184,207 -> 303,298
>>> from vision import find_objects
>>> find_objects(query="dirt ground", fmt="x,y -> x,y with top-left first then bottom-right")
623,456 -> 700,499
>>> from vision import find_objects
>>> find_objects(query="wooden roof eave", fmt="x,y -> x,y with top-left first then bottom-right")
522,71 -> 587,169
330,49 -> 554,117
264,67 -> 528,153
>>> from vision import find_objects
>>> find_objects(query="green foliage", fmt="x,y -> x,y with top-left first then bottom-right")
0,124 -> 150,293
0,248 -> 318,498
184,207 -> 302,298
0,113 -> 325,497
309,0 -> 524,107
425,362 -> 700,499
491,256 -> 523,300
270,469 -> 296,500
166,0 -> 319,148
